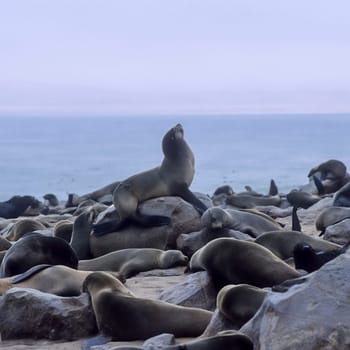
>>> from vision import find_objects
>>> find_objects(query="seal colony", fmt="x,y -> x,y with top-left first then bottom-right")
0,123 -> 350,349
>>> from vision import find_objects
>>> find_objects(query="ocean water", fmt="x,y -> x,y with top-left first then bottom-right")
0,114 -> 349,202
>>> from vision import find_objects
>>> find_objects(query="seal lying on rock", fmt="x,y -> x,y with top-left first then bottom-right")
82,272 -> 212,341
78,248 -> 188,279
93,124 -> 207,236
0,264 -> 122,296
293,240 -> 350,273
255,230 -> 341,260
190,238 -> 301,288
226,179 -> 281,209
0,195 -> 42,219
177,206 -> 252,257
217,284 -> 268,329
0,233 -> 78,277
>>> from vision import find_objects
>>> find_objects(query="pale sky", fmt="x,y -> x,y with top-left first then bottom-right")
1,0 -> 350,115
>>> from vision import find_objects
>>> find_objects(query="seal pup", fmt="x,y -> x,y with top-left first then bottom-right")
78,248 -> 188,279
93,124 -> 207,236
217,284 -> 268,328
0,195 -> 41,219
0,233 -> 78,277
0,264 -> 123,296
190,238 -> 301,288
82,271 -> 212,341
220,207 -> 283,238
255,230 -> 341,260
177,206 -> 252,257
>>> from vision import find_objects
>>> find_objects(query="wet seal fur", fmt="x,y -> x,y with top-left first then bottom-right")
217,284 -> 268,329
78,248 -> 188,279
190,237 -> 301,288
82,272 -> 212,341
93,124 -> 207,236
0,233 -> 78,277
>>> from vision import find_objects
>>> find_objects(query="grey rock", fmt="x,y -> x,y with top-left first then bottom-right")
0,288 -> 97,340
201,309 -> 237,337
91,196 -> 209,256
159,271 -> 217,311
143,333 -> 176,349
241,252 -> 350,350
323,218 -> 350,245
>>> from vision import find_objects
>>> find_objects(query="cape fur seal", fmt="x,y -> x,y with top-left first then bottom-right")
0,195 -> 42,219
333,182 -> 350,207
0,233 -> 78,277
6,218 -> 46,241
190,238 -> 301,288
255,230 -> 341,260
209,207 -> 283,238
78,248 -> 188,279
217,284 -> 268,329
93,124 -> 207,236
226,179 -> 281,209
293,241 -> 350,273
315,206 -> 350,234
177,206 -> 252,257
307,159 -> 350,194
82,271 -> 212,340
0,264 -> 123,296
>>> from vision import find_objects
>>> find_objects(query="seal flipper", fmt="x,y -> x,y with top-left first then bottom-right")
313,175 -> 325,195
12,264 -> 52,284
269,179 -> 278,196
131,211 -> 171,227
93,220 -> 125,236
175,185 -> 208,215
82,334 -> 112,350
93,213 -> 171,237
292,206 -> 301,232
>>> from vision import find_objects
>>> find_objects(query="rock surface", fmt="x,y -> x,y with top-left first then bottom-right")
159,271 -> 217,311
241,251 -> 350,350
0,288 -> 97,340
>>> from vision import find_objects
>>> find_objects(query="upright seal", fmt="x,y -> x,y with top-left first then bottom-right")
93,124 -> 207,235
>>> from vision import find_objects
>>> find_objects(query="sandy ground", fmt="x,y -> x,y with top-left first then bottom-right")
0,208 -> 322,350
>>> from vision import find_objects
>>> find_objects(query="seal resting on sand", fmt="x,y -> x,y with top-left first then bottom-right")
93,124 -> 207,236
82,272 -> 212,341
